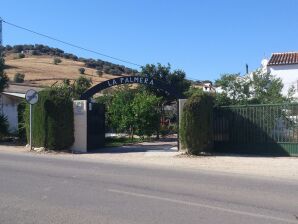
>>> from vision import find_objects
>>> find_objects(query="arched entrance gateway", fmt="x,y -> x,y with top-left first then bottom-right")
72,76 -> 184,152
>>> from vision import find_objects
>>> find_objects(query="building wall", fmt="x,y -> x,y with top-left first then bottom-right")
0,94 -> 23,133
267,64 -> 298,98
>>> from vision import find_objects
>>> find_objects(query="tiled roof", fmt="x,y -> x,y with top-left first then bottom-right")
268,52 -> 298,66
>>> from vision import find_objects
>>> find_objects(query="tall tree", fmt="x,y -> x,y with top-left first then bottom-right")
0,48 -> 9,92
215,73 -> 250,105
214,69 -> 289,106
250,69 -> 285,104
140,63 -> 191,102
106,87 -> 161,139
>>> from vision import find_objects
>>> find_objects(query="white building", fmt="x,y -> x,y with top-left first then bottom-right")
0,84 -> 42,133
263,52 -> 298,98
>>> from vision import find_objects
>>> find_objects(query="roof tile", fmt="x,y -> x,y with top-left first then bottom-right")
268,52 -> 298,65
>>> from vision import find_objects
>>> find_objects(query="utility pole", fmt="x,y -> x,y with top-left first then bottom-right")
0,17 -> 2,46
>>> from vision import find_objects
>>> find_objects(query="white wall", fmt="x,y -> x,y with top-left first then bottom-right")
0,94 -> 22,133
267,64 -> 298,98
71,100 -> 88,153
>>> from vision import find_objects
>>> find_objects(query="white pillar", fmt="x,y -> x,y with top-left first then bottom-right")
71,100 -> 88,153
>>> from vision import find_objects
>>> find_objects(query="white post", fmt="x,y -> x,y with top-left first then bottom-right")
30,104 -> 32,150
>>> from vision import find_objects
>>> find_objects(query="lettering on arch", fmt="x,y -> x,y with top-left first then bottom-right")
80,76 -> 182,100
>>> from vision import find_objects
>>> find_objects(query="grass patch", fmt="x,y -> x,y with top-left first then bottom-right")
105,137 -> 152,147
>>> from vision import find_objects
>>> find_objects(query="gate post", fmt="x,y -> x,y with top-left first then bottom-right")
71,100 -> 88,153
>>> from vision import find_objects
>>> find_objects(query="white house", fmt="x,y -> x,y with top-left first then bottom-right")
263,52 -> 298,98
0,84 -> 42,133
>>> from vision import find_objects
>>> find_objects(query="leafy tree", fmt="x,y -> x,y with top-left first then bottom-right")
78,67 -> 85,74
0,50 -> 9,138
215,73 -> 250,105
0,114 -> 9,140
13,73 -> 25,83
132,91 -> 161,137
106,87 -> 161,139
185,86 -> 204,97
96,70 -> 103,77
214,69 -> 289,106
107,87 -> 135,138
140,63 -> 191,102
17,53 -> 25,59
72,76 -> 92,99
250,69 -> 285,104
0,49 -> 9,92
53,57 -> 62,65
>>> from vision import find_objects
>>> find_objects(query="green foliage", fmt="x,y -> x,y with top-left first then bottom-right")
108,87 -> 135,136
17,53 -> 25,59
132,91 -> 161,136
17,101 -> 27,142
215,73 -> 250,105
96,70 -> 103,77
73,76 -> 92,98
61,76 -> 92,99
78,67 -> 85,74
107,87 -> 161,138
180,94 -> 214,154
13,72 -> 25,83
0,49 -> 9,92
0,114 -> 9,140
214,69 -> 288,106
140,63 -> 191,101
24,88 -> 74,150
250,70 -> 285,104
53,57 -> 62,65
185,86 -> 204,97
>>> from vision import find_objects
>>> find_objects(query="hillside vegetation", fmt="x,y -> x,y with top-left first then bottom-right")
2,44 -> 138,87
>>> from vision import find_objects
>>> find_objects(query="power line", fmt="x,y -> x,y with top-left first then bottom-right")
2,19 -> 142,67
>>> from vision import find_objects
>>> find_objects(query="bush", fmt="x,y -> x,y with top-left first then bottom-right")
78,67 -> 85,74
25,88 -> 74,150
13,73 -> 25,83
96,70 -> 103,77
17,101 -> 26,142
0,114 -> 9,140
17,53 -> 25,59
53,57 -> 62,65
180,94 -> 214,154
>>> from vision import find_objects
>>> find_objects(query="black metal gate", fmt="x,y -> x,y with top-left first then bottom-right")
87,102 -> 105,150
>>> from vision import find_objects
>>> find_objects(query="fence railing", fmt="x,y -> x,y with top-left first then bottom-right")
213,103 -> 298,156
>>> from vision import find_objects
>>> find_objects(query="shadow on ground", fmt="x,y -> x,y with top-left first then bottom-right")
88,138 -> 178,154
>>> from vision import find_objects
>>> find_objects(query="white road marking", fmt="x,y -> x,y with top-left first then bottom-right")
108,189 -> 297,223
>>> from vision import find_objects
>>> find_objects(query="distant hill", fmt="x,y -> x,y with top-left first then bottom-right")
2,44 -> 138,87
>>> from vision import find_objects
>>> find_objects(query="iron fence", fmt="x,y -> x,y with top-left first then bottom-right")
213,103 -> 298,156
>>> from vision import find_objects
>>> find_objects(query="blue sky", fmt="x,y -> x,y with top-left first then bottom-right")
1,0 -> 298,81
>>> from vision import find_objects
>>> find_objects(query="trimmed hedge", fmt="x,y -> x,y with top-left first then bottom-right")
180,94 -> 214,154
25,88 -> 74,150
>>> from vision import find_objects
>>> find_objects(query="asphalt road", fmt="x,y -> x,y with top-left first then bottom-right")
0,150 -> 297,224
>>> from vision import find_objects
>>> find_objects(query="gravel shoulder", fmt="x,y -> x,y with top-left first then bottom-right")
1,142 -> 297,181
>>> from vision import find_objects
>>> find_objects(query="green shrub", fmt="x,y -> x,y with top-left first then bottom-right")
96,70 -> 103,77
17,101 -> 27,142
180,94 -> 214,154
13,72 -> 25,83
18,53 -> 25,59
53,57 -> 62,65
0,114 -> 9,140
25,88 -> 74,150
78,67 -> 85,74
